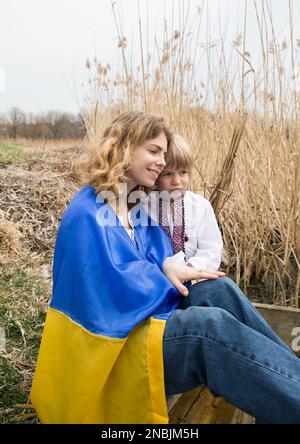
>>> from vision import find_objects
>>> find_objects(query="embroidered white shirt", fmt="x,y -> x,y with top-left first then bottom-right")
145,190 -> 223,270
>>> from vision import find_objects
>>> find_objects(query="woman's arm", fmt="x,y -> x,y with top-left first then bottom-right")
163,261 -> 225,296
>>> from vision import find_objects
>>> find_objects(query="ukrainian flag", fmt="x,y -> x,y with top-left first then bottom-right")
30,186 -> 180,424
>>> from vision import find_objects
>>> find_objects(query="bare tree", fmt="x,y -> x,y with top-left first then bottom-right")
6,107 -> 25,139
0,112 -> 8,137
1,108 -> 86,140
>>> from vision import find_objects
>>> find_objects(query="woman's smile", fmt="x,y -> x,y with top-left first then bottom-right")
147,168 -> 161,178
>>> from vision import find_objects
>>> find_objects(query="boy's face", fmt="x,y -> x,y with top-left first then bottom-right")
156,167 -> 190,195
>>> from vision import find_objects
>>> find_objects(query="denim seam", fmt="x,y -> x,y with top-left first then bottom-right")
164,334 -> 300,386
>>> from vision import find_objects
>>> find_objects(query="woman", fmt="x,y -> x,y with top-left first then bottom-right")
31,111 -> 300,424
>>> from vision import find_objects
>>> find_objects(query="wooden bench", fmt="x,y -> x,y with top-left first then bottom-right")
168,303 -> 300,424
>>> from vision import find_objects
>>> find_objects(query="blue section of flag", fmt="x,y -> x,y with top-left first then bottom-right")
50,186 -> 180,338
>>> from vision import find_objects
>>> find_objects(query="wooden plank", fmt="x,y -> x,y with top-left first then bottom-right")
167,394 -> 181,411
231,409 -> 255,424
254,303 -> 300,353
168,386 -> 206,424
169,387 -> 236,424
183,389 -> 236,424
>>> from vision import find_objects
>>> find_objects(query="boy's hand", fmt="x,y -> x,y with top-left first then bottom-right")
163,262 -> 225,297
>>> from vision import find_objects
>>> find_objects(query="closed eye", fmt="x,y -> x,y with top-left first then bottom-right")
148,144 -> 167,157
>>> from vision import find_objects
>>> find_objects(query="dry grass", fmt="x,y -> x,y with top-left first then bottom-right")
0,210 -> 22,261
82,0 -> 300,307
0,141 -> 83,423
0,167 -> 79,255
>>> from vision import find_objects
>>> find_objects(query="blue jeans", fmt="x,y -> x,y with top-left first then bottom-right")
163,277 -> 300,424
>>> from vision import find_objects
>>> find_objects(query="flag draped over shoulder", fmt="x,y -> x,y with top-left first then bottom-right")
30,186 -> 180,424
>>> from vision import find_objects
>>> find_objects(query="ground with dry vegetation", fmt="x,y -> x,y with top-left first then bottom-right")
0,140 -> 84,423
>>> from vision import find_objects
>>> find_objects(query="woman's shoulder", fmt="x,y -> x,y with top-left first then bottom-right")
67,185 -> 97,209
61,185 -> 100,226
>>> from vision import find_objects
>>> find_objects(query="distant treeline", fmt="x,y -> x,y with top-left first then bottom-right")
0,107 -> 86,140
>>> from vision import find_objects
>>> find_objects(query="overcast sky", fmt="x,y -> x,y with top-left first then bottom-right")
0,0 -> 299,114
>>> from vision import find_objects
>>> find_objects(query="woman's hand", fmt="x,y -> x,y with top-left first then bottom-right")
163,262 -> 225,297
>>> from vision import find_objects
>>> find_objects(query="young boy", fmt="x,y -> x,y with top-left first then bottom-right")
148,134 -> 223,271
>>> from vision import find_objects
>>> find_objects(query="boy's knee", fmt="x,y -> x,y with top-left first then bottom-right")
213,276 -> 244,297
184,306 -> 233,332
191,276 -> 237,296
216,276 -> 236,288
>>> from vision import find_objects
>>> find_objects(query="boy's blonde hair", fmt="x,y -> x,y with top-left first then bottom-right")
76,111 -> 173,195
164,134 -> 194,174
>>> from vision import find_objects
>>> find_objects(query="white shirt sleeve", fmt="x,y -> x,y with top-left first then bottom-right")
187,199 -> 223,271
163,251 -> 186,265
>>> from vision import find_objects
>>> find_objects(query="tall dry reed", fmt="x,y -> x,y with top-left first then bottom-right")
82,0 -> 300,306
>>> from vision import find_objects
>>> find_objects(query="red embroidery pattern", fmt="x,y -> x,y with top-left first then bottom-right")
158,194 -> 188,254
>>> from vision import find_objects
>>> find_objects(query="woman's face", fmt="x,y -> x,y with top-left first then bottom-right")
129,132 -> 168,190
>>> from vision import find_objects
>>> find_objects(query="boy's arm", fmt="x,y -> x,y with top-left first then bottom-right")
163,250 -> 186,265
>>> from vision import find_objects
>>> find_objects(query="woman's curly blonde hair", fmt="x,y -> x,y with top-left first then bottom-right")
76,111 -> 173,195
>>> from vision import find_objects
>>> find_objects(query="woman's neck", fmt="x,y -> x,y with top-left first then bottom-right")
116,197 -> 130,229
